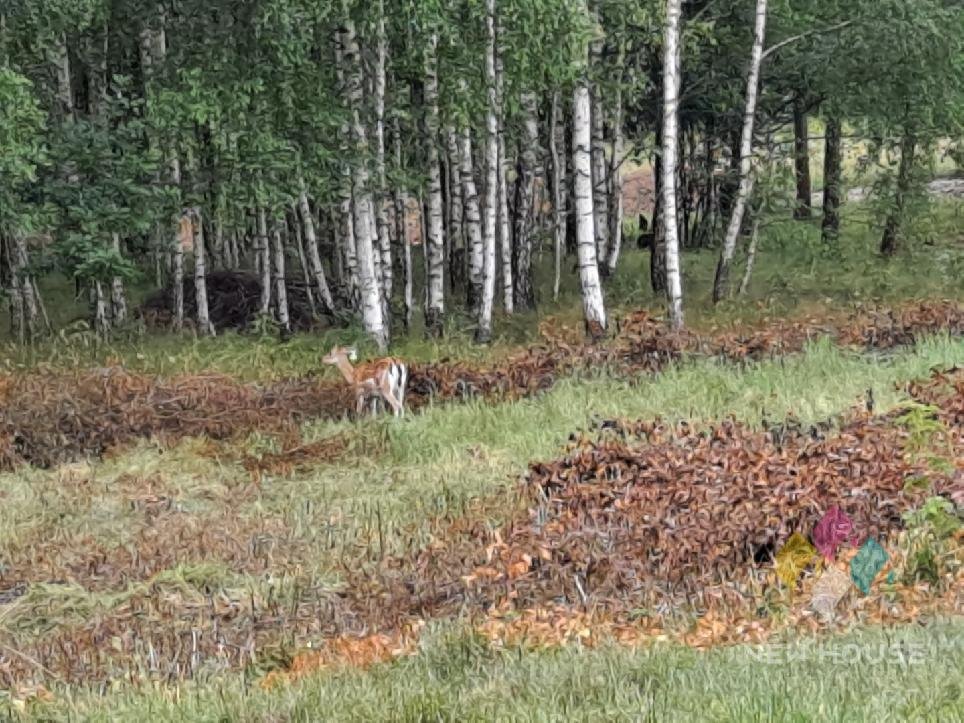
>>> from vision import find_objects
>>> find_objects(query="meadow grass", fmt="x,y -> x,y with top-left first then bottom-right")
25,619 -> 964,721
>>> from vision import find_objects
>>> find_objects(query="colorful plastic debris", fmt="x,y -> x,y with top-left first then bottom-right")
812,506 -> 856,561
850,539 -> 889,594
810,566 -> 852,620
775,533 -> 816,588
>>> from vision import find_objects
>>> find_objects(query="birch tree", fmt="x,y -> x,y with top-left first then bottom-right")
374,0 -> 393,324
0,68 -> 48,342
272,225 -> 290,333
333,31 -> 359,307
256,206 -> 271,317
495,24 -> 512,315
391,119 -> 413,331
423,31 -> 446,337
512,92 -> 540,310
340,10 -> 387,350
192,209 -> 214,336
461,126 -> 484,312
712,0 -> 767,304
445,127 -> 464,292
661,0 -> 684,329
297,185 -> 335,311
573,57 -> 607,338
476,0 -> 498,344
605,54 -> 626,276
548,91 -> 564,301
588,7 -> 609,271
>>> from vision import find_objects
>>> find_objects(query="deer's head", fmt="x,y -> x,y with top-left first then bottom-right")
322,345 -> 358,365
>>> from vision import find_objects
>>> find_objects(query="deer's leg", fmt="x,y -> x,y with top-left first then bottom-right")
356,393 -> 365,417
380,377 -> 403,418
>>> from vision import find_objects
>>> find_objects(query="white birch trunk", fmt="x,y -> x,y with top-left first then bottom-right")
298,187 -> 335,311
738,217 -> 760,296
460,126 -> 484,312
512,91 -> 540,310
272,225 -> 290,332
549,92 -> 564,301
339,188 -> 358,304
213,209 -> 225,270
192,209 -> 215,336
367,194 -> 384,303
9,233 -> 41,341
495,27 -> 512,314
171,212 -> 185,336
423,32 -> 446,337
573,83 -> 607,337
445,126 -> 464,289
606,70 -> 625,275
713,0 -> 767,303
590,95 -> 609,270
374,0 -> 393,323
662,0 -> 685,329
392,117 -> 413,331
256,206 -> 271,316
52,32 -> 74,121
110,233 -> 128,324
32,277 -> 50,333
477,0 -> 499,343
341,15 -> 388,351
334,30 -> 359,307
94,281 -> 110,339
588,6 -> 609,270
140,10 -> 164,277
292,212 -> 317,317
420,195 -> 430,312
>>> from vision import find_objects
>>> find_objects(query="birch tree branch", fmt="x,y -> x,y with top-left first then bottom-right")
761,20 -> 853,60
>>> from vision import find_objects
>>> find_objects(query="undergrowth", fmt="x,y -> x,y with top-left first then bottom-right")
1,200 -> 961,380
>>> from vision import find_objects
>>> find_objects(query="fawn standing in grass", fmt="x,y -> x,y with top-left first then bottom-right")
322,345 -> 408,418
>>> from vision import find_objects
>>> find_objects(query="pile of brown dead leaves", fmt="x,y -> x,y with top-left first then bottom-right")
352,367 -> 963,630
0,367 -> 351,470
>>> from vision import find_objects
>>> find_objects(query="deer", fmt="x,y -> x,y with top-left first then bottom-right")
322,345 -> 408,418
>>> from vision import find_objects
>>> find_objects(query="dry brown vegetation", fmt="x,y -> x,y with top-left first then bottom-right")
0,299 -> 960,473
362,367 -> 962,623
